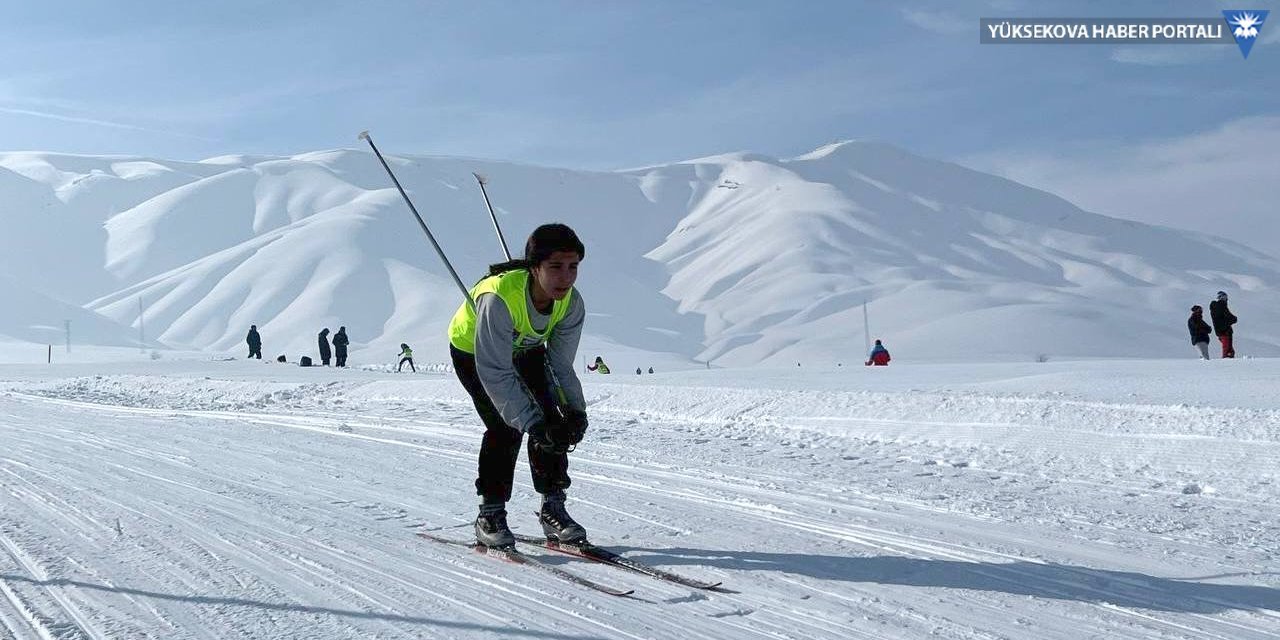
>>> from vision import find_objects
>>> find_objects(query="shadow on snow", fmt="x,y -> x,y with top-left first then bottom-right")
605,546 -> 1280,614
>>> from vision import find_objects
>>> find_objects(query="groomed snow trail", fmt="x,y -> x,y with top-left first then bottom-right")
0,362 -> 1277,639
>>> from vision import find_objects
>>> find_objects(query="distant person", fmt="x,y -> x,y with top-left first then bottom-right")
318,328 -> 332,366
276,354 -> 287,363
333,326 -> 350,367
246,325 -> 262,359
865,339 -> 891,366
648,367 -> 654,374
1209,291 -> 1237,358
636,367 -> 642,375
1188,305 -> 1212,360
398,343 -> 416,372
587,355 -> 610,374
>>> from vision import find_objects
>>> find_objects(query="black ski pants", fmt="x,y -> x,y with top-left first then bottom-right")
450,345 -> 570,504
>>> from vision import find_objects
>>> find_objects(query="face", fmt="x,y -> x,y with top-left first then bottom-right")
531,250 -> 581,300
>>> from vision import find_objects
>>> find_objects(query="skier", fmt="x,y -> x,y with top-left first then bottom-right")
586,356 -> 610,374
1188,305 -> 1212,360
246,325 -> 262,359
397,343 -> 416,372
447,223 -> 590,548
865,339 -> 891,366
333,326 -> 350,367
1209,291 -> 1237,358
318,328 -> 332,366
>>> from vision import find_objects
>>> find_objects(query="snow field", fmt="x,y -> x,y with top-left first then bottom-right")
0,358 -> 1275,638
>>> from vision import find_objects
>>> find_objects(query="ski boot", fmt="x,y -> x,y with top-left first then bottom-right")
475,503 -> 515,548
538,493 -> 587,543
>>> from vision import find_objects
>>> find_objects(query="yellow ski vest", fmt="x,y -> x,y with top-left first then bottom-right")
448,270 -> 573,354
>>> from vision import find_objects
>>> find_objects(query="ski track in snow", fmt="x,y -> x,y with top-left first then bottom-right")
0,367 -> 1277,639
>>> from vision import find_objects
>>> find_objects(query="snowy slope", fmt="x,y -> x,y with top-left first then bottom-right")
640,141 -> 1280,364
0,153 -> 225,303
0,272 -> 147,348
0,143 -> 1276,365
83,150 -> 703,363
0,359 -> 1275,638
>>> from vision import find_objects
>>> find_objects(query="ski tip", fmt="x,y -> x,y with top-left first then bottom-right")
358,130 -> 370,140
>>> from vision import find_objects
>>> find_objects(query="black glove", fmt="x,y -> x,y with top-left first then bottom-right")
527,420 -> 572,454
561,408 -> 588,445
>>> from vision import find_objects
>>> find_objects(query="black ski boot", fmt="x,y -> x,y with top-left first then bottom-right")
538,493 -> 587,543
475,504 -> 515,548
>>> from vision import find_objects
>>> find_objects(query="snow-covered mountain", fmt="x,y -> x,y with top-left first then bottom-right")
1,142 -> 1276,364
641,141 -> 1280,364
0,272 -> 144,349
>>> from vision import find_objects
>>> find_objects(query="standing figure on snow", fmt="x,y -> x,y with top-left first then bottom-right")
1209,291 -> 1237,358
397,343 -> 416,372
447,223 -> 590,549
333,326 -> 350,367
318,328 -> 332,366
1188,305 -> 1212,360
586,355 -> 610,374
246,325 -> 262,359
865,339 -> 891,366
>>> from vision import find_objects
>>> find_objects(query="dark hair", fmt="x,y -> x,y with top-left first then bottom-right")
487,223 -> 584,276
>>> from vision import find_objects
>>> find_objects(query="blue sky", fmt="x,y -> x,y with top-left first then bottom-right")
2,0 -> 1277,247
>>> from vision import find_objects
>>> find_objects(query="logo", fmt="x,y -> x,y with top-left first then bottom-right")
1224,10 -> 1269,58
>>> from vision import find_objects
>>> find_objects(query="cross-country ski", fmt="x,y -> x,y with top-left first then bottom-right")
417,531 -> 636,597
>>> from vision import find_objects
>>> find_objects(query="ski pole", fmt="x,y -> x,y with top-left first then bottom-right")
358,131 -> 475,309
472,172 -> 512,260
470,171 -> 570,411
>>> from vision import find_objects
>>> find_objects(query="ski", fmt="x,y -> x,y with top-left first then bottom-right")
417,532 -> 635,597
513,534 -> 724,590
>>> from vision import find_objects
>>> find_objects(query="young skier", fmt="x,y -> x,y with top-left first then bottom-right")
447,223 -> 590,548
586,356 -> 611,374
397,343 -> 416,372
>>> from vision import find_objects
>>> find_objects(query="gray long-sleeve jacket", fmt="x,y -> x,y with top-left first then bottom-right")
473,286 -> 586,433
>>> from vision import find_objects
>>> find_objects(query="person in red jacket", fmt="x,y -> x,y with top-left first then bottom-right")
865,339 -> 891,366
